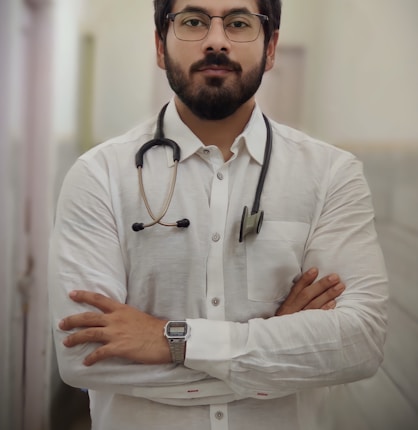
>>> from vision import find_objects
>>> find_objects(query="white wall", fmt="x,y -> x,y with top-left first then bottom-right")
301,0 -> 418,143
1,0 -> 56,429
51,0 -> 86,200
53,0 -> 84,138
83,0 -> 165,141
0,1 -> 23,428
21,2 -> 56,429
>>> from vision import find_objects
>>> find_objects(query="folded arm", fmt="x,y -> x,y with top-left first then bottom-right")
50,155 -> 387,400
58,268 -> 344,365
184,156 -> 388,398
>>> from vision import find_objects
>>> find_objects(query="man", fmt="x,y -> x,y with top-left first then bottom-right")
49,0 -> 388,429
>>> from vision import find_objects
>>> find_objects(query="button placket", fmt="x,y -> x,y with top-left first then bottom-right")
210,405 -> 228,430
206,166 -> 229,321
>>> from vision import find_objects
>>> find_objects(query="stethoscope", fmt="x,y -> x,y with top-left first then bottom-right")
131,103 -> 272,242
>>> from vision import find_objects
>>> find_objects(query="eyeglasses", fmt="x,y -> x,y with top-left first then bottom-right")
166,11 -> 268,43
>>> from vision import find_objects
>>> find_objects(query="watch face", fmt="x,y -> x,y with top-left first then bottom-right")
166,321 -> 188,337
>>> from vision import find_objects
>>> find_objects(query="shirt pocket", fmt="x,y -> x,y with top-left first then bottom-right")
246,221 -> 310,303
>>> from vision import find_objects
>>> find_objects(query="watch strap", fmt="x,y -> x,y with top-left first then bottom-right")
167,339 -> 186,364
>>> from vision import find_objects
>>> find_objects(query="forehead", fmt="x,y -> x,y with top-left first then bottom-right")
171,0 -> 260,14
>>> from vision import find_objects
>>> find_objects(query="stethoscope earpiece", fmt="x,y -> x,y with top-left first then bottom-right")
132,223 -> 145,232
132,218 -> 190,232
239,206 -> 264,242
176,218 -> 190,228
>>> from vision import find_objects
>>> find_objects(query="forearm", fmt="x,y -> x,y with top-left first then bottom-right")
185,228 -> 388,396
50,275 -> 209,394
185,299 -> 387,399
53,328 -> 207,395
186,194 -> 389,399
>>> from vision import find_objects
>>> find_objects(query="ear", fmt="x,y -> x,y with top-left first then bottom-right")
155,30 -> 166,70
264,30 -> 279,72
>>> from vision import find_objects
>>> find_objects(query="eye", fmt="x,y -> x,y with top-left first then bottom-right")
180,13 -> 209,28
184,18 -> 204,27
225,14 -> 253,30
228,20 -> 249,29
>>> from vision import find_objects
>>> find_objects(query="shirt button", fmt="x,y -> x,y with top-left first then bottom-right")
203,149 -> 210,155
217,172 -> 224,180
211,297 -> 221,307
215,411 -> 224,420
212,233 -> 221,242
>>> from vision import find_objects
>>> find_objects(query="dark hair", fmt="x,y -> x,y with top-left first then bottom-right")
154,0 -> 282,44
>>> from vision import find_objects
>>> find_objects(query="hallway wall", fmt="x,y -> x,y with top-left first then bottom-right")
1,0 -> 55,429
306,0 -> 418,143
0,1 -> 24,428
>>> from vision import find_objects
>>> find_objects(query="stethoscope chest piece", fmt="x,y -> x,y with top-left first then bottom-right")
239,206 -> 264,242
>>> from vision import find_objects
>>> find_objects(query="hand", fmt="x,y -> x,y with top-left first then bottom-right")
59,291 -> 171,366
275,268 -> 345,316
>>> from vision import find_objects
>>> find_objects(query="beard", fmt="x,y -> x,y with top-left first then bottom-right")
164,49 -> 267,120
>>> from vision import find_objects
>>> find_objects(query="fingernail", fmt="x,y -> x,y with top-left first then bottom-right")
328,274 -> 339,282
59,319 -> 65,329
333,283 -> 345,292
308,267 -> 317,275
69,291 -> 77,299
324,301 -> 336,310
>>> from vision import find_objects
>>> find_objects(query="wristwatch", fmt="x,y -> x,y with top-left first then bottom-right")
164,321 -> 190,364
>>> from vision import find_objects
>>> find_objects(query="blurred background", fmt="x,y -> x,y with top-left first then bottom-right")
0,0 -> 417,429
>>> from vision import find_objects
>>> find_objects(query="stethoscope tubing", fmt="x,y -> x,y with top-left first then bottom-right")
132,103 -> 273,240
252,114 -> 272,215
137,160 -> 179,228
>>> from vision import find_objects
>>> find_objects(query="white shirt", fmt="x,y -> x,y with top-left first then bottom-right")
48,101 -> 388,430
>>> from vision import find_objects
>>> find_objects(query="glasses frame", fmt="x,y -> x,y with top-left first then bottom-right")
166,11 -> 269,43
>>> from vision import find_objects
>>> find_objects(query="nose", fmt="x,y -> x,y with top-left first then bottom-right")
201,17 -> 231,53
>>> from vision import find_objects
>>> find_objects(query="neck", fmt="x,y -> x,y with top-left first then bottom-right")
174,96 -> 256,161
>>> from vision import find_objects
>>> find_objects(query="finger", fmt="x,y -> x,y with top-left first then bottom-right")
275,268 -> 319,316
321,300 -> 337,311
294,273 -> 341,307
63,327 -> 108,347
83,345 -> 115,366
59,312 -> 107,331
288,267 -> 319,298
69,290 -> 121,313
304,282 -> 345,310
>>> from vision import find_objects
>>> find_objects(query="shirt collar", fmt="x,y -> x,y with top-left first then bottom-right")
161,99 -> 268,167
232,104 -> 267,166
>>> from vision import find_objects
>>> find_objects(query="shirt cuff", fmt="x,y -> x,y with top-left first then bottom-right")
184,318 -> 248,380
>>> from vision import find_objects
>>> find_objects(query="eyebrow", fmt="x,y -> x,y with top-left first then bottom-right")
178,6 -> 254,16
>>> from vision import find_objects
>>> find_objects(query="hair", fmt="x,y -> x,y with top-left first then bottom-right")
153,0 -> 282,45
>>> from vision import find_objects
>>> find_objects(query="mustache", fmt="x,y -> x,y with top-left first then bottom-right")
190,53 -> 242,73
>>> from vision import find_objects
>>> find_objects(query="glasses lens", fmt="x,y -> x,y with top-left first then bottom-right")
173,12 -> 211,41
224,13 -> 261,42
171,12 -> 264,42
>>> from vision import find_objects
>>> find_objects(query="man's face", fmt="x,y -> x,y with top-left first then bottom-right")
156,0 -> 277,120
